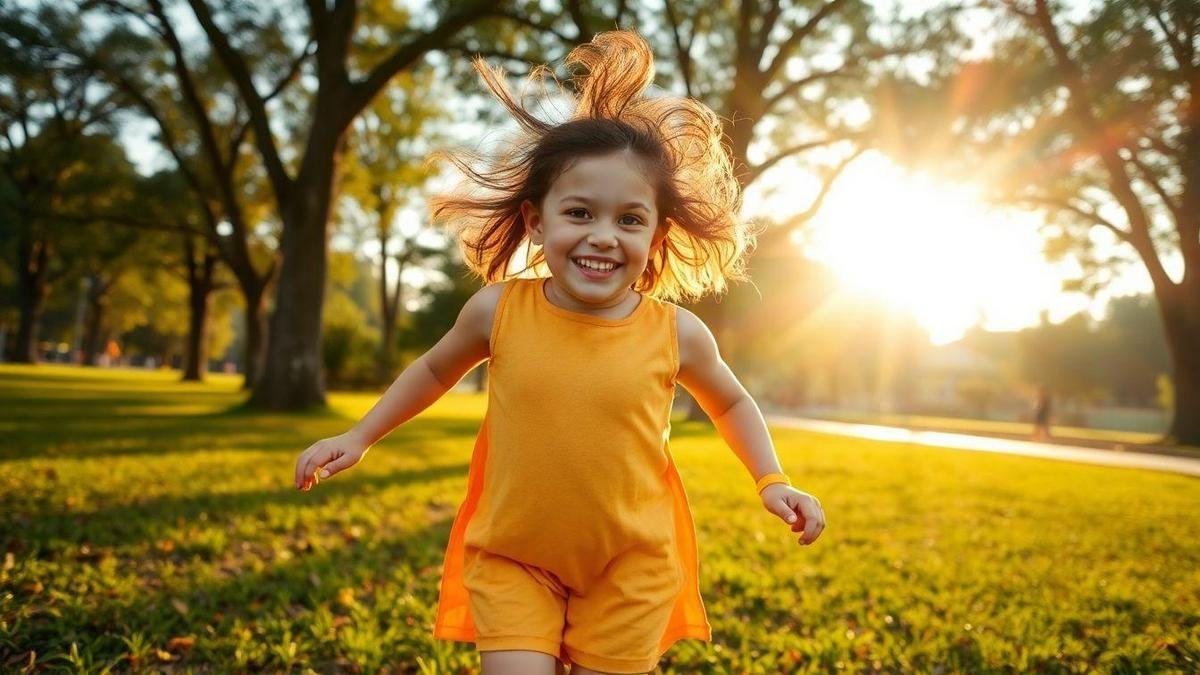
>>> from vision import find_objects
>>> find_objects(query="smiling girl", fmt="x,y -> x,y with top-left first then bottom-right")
294,30 -> 826,675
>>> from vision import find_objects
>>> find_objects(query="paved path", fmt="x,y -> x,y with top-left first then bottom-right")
763,415 -> 1200,478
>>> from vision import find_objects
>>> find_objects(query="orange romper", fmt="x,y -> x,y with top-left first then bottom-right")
433,276 -> 711,672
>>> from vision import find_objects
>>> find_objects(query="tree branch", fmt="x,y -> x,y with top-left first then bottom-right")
443,43 -> 540,66
1144,0 -> 1189,71
35,209 -> 212,240
764,67 -> 855,113
1029,0 -> 1172,291
662,0 -> 694,98
758,1 -> 785,58
482,9 -> 576,45
225,37 -> 315,166
1018,194 -> 1132,243
566,0 -> 594,42
745,137 -> 847,184
777,147 -> 864,234
351,0 -> 494,113
98,62 -> 206,197
762,0 -> 849,82
1124,148 -> 1184,222
184,0 -> 292,202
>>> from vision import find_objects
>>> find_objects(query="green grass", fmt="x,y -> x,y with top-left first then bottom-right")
1,364 -> 1198,673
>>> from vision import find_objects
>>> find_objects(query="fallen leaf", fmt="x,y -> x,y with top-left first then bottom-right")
166,636 -> 195,652
170,598 -> 189,615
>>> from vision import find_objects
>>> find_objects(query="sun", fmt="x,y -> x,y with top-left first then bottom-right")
788,152 -> 1068,345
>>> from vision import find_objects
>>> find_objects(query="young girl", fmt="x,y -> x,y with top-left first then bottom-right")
293,30 -> 826,675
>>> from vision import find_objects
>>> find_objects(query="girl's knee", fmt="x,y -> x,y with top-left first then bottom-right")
479,649 -> 564,675
568,664 -> 646,675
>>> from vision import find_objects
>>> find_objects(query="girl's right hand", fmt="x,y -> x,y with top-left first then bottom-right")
294,431 -> 369,491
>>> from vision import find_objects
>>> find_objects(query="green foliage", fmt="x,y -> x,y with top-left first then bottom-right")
886,1 -> 1196,298
1156,373 -> 1174,415
322,251 -> 381,387
2,365 -> 1198,671
1014,294 -> 1170,406
398,254 -> 479,354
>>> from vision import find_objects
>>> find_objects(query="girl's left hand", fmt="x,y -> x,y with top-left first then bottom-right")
761,484 -> 825,546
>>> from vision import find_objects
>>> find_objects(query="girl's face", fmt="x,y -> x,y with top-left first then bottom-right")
521,149 -> 667,313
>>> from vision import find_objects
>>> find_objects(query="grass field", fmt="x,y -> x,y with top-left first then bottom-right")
2,364 -> 1198,673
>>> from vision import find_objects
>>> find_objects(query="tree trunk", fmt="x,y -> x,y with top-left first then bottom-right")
13,229 -> 50,364
182,293 -> 211,381
376,235 -> 402,384
81,284 -> 106,367
1158,282 -> 1200,445
248,174 -> 334,410
182,236 -> 217,381
182,270 -> 214,380
240,280 -> 268,390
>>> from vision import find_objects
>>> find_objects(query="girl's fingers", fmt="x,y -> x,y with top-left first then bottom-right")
296,445 -> 331,490
318,454 -> 346,479
771,500 -> 798,525
294,450 -> 310,489
797,502 -> 825,544
298,450 -> 318,489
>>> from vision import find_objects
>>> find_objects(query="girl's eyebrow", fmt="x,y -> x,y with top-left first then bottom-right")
559,194 -> 650,212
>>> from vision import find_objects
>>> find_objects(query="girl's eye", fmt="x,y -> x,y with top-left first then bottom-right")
620,215 -> 644,226
565,208 -> 588,218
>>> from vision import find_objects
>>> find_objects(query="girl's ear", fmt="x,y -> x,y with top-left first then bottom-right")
520,199 -> 543,245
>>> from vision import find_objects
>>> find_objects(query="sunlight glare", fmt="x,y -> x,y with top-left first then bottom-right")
795,152 -> 1069,345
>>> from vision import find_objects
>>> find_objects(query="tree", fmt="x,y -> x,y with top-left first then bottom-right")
137,170 -> 234,381
165,0 -> 501,410
0,5 -> 124,362
81,1 -> 295,388
916,1 -> 1200,443
1100,294 -> 1170,406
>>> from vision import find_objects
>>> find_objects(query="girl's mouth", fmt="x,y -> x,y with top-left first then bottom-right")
572,257 -> 621,280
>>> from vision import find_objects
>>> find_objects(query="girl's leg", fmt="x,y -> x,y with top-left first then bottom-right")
480,650 -> 568,675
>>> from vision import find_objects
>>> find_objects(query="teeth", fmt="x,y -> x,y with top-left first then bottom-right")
575,258 -> 616,272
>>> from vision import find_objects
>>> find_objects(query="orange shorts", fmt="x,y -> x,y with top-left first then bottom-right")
462,543 -> 683,673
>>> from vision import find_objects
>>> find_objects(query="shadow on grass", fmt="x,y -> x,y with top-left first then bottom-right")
0,374 -> 483,463
7,461 -> 469,556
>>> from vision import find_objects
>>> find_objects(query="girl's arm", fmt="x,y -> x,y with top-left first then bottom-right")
674,306 -> 826,546
294,283 -> 501,490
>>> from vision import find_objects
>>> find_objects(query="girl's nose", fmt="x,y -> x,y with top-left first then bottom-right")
587,223 -> 619,247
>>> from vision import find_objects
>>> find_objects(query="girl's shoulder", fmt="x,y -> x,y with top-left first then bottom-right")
671,305 -> 716,378
452,280 -> 511,358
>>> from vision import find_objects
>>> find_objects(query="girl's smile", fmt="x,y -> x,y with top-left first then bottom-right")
571,255 -> 622,280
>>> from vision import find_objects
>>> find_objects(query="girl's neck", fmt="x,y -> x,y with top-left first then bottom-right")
544,277 -> 642,320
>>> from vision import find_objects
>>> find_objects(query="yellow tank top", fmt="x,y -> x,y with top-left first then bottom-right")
433,276 -> 711,651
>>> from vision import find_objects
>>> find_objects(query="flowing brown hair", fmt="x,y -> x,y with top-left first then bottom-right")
427,30 -> 762,303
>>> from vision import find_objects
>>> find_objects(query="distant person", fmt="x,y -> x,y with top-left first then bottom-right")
291,31 -> 826,675
1032,385 -> 1052,441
